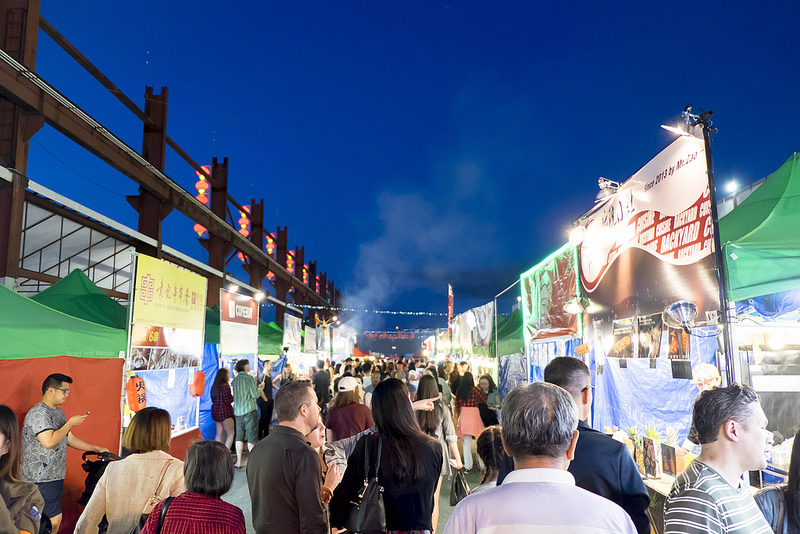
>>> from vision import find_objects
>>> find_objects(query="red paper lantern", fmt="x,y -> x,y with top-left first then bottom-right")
189,371 -> 206,397
195,193 -> 209,204
195,180 -> 208,192
193,223 -> 206,237
125,376 -> 147,412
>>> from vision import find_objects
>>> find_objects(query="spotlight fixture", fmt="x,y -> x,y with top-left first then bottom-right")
663,300 -> 698,333
569,225 -> 586,246
596,177 -> 621,202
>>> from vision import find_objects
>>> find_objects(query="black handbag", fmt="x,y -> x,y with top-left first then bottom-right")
449,467 -> 470,506
345,435 -> 386,534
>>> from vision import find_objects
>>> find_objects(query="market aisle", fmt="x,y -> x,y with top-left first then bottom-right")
222,449 -> 486,534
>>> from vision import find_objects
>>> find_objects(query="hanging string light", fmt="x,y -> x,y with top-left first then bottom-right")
297,303 -> 448,317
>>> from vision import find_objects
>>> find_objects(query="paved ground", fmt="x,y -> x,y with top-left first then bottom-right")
223,447 -> 487,534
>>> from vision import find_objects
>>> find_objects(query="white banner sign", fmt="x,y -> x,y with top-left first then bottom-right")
220,290 -> 259,356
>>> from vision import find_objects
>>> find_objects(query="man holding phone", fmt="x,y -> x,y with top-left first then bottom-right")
21,373 -> 108,533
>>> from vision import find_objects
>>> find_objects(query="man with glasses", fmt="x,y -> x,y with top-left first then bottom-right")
664,384 -> 772,533
497,357 -> 651,534
21,373 -> 107,533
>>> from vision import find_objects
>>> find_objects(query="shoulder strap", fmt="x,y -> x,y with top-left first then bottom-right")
362,434 -> 382,479
155,496 -> 174,534
777,486 -> 786,533
149,459 -> 173,500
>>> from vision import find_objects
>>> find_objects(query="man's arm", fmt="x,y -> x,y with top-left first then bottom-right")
616,446 -> 652,534
295,448 -> 327,534
36,413 -> 87,449
66,432 -> 108,453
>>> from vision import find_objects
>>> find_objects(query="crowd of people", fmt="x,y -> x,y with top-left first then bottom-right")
1,356 -> 798,534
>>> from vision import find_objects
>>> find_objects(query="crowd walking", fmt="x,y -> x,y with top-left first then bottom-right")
1,357 -> 796,534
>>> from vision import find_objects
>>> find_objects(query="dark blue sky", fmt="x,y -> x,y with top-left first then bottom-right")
26,1 -> 800,329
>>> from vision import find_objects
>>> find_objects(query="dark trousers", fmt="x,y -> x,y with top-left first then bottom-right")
257,397 -> 273,440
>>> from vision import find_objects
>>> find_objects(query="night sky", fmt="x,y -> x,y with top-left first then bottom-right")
24,1 -> 800,330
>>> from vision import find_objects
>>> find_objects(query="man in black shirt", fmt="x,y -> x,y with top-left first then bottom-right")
247,380 -> 326,534
311,360 -> 331,409
497,357 -> 651,534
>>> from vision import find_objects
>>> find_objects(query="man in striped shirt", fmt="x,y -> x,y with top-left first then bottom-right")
664,383 -> 773,533
231,359 -> 262,468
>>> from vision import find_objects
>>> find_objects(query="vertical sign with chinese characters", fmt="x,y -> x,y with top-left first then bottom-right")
129,254 -> 207,371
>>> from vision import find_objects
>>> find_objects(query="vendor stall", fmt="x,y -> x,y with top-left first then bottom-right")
0,284 -> 125,532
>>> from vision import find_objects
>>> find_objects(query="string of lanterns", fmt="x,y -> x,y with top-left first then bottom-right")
190,166 -> 318,287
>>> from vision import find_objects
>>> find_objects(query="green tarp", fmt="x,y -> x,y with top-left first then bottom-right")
495,308 -> 524,358
258,320 -> 285,356
0,284 -> 127,359
720,153 -> 800,301
30,269 -> 128,329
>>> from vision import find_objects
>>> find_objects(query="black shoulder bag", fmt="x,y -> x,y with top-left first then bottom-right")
345,435 -> 386,534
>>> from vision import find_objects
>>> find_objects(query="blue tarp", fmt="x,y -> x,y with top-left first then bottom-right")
135,367 -> 199,430
735,287 -> 800,318
592,327 -> 718,441
198,343 -> 219,440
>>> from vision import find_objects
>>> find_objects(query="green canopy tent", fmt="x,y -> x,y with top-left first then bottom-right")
0,285 -> 126,529
30,269 -> 127,330
0,283 -> 126,359
720,153 -> 800,301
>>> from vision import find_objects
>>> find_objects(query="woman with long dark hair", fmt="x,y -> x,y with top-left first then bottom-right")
755,428 -> 800,533
210,368 -> 234,449
330,378 -> 442,533
416,375 -> 462,530
454,372 -> 486,472
0,405 -> 44,534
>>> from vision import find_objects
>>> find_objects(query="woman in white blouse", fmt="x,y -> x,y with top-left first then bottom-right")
75,408 -> 185,534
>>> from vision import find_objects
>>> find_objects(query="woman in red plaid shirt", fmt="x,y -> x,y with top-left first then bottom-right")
454,372 -> 486,472
142,441 -> 245,534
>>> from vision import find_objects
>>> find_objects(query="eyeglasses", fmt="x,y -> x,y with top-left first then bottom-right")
581,385 -> 595,392
54,387 -> 70,395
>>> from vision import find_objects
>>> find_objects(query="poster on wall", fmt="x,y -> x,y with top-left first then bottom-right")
521,244 -> 578,345
579,135 -> 720,360
637,313 -> 663,359
220,290 -> 258,357
610,318 -> 634,359
668,327 -> 691,360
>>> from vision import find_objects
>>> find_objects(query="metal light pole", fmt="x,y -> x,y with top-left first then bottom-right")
693,110 -> 736,385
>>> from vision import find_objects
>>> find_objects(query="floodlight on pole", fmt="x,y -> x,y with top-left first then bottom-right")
662,106 -> 735,384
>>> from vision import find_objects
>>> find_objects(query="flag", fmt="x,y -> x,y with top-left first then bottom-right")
448,284 -> 454,324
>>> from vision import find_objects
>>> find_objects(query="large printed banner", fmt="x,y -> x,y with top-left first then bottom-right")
132,253 -> 207,330
220,290 -> 259,356
304,326 -> 317,353
129,254 -> 207,370
521,244 -> 578,344
283,314 -> 302,349
283,314 -> 303,371
580,135 -> 720,359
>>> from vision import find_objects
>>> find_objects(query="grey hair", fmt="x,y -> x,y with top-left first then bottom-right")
501,382 -> 578,459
